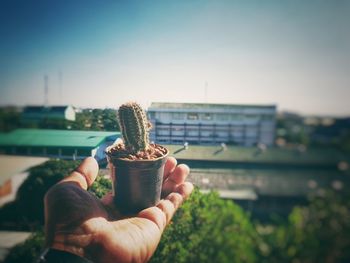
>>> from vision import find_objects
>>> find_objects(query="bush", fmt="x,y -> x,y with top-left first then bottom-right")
3,231 -> 45,263
0,159 -> 79,228
89,174 -> 112,198
151,189 -> 257,263
256,190 -> 350,263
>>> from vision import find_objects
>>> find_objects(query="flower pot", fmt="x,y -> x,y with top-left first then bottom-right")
106,147 -> 169,214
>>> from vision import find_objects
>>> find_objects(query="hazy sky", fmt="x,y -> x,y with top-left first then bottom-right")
1,0 -> 349,116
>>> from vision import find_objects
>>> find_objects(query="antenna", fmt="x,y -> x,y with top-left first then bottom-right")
204,81 -> 208,103
58,70 -> 62,104
44,74 -> 49,106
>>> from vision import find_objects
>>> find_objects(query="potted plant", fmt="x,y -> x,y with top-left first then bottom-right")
106,102 -> 169,214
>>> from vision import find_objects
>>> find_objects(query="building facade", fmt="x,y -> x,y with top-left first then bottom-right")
147,102 -> 276,146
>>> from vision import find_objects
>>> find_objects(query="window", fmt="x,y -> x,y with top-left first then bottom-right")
172,113 -> 184,120
261,114 -> 274,120
246,114 -> 259,120
202,113 -> 212,120
187,113 -> 199,120
217,114 -> 229,121
231,114 -> 243,121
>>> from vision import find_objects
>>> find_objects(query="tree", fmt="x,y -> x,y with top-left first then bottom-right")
256,190 -> 350,263
3,231 -> 45,263
0,107 -> 21,132
89,174 -> 112,198
0,159 -> 79,229
151,189 -> 257,263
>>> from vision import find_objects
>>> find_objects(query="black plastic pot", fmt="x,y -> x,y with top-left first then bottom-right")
106,147 -> 169,214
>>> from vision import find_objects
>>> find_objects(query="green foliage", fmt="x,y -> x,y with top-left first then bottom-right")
151,189 -> 257,263
256,190 -> 350,263
0,107 -> 119,132
89,174 -> 112,198
118,102 -> 151,153
0,107 -> 21,132
2,157 -> 349,262
276,115 -> 310,146
71,108 -> 119,131
38,118 -> 73,130
3,231 -> 45,263
0,159 -> 79,228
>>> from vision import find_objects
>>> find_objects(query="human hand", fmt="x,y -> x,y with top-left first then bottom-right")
44,157 -> 193,263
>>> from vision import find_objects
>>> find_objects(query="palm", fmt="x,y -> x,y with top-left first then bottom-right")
44,157 -> 192,263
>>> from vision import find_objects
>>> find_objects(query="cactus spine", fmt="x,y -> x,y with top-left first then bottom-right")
117,102 -> 151,154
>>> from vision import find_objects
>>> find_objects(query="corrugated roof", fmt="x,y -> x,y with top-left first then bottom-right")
164,144 -> 350,165
149,102 -> 276,110
0,129 -> 120,148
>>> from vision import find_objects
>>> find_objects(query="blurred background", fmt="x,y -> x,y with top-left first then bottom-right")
0,0 -> 349,262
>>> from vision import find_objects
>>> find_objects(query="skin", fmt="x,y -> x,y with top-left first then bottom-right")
44,157 -> 193,263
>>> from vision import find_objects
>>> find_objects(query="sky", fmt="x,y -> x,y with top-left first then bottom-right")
0,0 -> 349,116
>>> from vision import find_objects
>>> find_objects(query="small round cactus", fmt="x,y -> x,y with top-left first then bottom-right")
117,102 -> 152,154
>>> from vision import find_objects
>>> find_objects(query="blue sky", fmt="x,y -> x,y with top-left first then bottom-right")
1,0 -> 349,116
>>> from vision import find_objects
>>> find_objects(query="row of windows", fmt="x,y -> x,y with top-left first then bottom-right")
149,112 -> 275,121
154,124 -> 274,129
154,126 -> 273,133
156,138 -> 262,146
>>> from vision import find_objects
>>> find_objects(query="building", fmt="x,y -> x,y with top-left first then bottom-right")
21,105 -> 76,122
0,129 -> 120,161
163,144 -> 350,220
147,102 -> 276,146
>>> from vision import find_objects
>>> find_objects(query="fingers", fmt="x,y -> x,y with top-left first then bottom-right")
101,192 -> 114,206
163,156 -> 177,181
162,163 -> 190,196
138,181 -> 194,231
174,181 -> 194,200
60,157 -> 99,190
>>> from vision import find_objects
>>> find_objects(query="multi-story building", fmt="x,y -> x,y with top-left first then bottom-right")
147,102 -> 276,146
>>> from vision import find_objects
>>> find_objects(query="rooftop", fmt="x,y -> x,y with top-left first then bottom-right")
0,155 -> 48,186
0,129 -> 120,148
149,102 -> 276,110
190,168 -> 350,197
164,144 -> 350,165
0,231 -> 32,261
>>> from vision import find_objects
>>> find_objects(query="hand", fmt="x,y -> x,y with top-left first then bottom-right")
44,157 -> 193,263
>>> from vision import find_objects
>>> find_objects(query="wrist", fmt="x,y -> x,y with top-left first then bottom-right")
37,247 -> 93,263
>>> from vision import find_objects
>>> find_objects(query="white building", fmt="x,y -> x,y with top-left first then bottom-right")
147,102 -> 276,146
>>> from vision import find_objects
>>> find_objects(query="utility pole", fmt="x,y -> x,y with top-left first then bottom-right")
44,74 -> 49,106
204,81 -> 208,103
58,70 -> 63,104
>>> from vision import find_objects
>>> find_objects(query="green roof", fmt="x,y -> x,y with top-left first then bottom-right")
164,144 -> 350,165
0,129 -> 120,148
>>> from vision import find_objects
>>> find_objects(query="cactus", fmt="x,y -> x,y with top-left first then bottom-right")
117,102 -> 151,154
